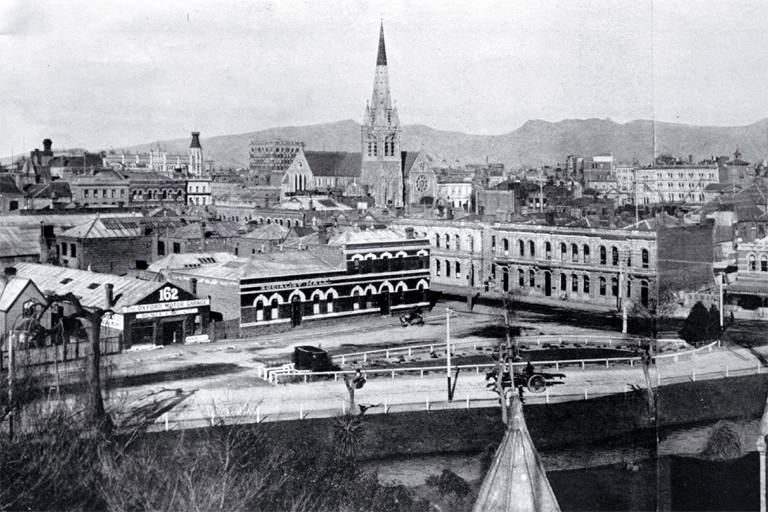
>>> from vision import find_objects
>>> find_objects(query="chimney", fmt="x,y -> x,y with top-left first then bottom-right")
190,278 -> 198,296
43,139 -> 52,153
4,267 -> 17,276
689,154 -> 693,164
405,227 -> 415,240
105,283 -> 114,307
318,226 -> 328,245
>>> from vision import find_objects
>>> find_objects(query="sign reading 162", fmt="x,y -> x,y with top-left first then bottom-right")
159,286 -> 179,302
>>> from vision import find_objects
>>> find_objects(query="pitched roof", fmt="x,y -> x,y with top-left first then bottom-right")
13,262 -> 166,312
242,223 -> 291,240
304,151 -> 362,177
472,396 -> 561,512
0,176 -> 23,194
0,277 -> 38,312
60,217 -> 185,239
401,151 -> 421,178
166,221 -> 241,239
327,227 -> 409,246
147,252 -> 237,273
24,181 -> 72,198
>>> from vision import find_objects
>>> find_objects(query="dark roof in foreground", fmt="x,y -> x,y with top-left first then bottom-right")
472,396 -> 560,512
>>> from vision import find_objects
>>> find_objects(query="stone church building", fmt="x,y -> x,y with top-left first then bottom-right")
280,23 -> 437,208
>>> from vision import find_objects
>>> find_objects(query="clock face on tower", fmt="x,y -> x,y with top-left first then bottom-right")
415,174 -> 428,192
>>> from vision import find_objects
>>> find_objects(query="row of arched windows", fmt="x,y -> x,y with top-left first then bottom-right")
747,253 -> 768,272
498,237 -> 650,269
433,232 -> 475,252
435,259 -> 463,279
132,189 -> 184,201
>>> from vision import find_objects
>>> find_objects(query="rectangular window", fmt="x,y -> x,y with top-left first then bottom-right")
173,242 -> 181,254
102,189 -> 108,198
84,189 -> 89,198
71,244 -> 77,257
111,189 -> 116,198
61,243 -> 67,256
158,241 -> 165,256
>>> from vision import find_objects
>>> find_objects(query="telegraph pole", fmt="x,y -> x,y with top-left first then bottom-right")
446,308 -> 452,400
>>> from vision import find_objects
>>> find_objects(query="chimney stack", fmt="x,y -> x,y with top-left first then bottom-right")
405,227 -> 415,240
105,283 -> 114,307
190,278 -> 198,296
318,226 -> 328,245
43,139 -> 52,153
4,267 -> 17,276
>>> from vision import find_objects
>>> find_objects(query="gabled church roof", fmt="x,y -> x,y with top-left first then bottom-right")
304,151 -> 361,177
401,151 -> 421,178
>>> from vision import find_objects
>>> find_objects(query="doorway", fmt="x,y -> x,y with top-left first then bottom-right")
380,290 -> 391,316
291,296 -> 302,327
544,272 -> 552,297
161,320 -> 183,345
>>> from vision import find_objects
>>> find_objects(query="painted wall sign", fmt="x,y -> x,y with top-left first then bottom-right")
123,298 -> 209,314
261,279 -> 331,291
101,313 -> 124,331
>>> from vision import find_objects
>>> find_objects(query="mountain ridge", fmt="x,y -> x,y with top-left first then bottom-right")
112,118 -> 768,170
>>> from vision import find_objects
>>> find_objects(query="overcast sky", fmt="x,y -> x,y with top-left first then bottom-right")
1,0 -> 767,158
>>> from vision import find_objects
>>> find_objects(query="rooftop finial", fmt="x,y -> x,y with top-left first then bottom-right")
377,21 -> 387,66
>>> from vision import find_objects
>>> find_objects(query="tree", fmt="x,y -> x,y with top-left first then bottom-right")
679,301 -> 721,344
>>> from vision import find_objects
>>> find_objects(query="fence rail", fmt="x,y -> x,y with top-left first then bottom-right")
337,335 -> 688,365
0,339 -> 121,372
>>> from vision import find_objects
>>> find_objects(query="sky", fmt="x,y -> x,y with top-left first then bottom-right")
1,0 -> 767,159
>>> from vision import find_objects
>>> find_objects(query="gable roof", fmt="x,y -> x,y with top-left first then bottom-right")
304,151 -> 362,177
0,176 -> 23,195
24,181 -> 73,199
60,217 -> 185,239
0,277 -> 39,312
13,262 -> 168,312
401,151 -> 421,178
242,222 -> 291,240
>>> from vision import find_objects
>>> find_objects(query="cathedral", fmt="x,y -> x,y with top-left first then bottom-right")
279,23 -> 437,208
360,23 -> 404,207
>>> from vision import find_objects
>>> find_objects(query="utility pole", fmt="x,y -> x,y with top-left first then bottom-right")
719,274 -> 724,328
7,331 -> 14,439
446,307 -> 452,400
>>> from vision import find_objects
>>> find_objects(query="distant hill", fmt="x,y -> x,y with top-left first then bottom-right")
113,118 -> 768,170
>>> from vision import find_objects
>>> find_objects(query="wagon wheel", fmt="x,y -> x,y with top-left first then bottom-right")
527,374 -> 546,393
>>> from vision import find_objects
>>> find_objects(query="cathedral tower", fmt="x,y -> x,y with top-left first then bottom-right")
189,131 -> 203,177
360,22 -> 403,207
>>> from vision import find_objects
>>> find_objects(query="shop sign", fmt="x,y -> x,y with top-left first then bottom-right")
101,313 -> 124,331
123,299 -> 209,314
135,308 -> 198,320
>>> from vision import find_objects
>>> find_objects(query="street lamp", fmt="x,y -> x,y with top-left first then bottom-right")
445,307 -> 455,401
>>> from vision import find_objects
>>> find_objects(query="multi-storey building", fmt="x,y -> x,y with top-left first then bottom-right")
125,171 -> 186,207
70,169 -> 130,207
249,140 -> 304,176
726,234 -> 768,314
632,165 -> 718,205
186,177 -> 212,206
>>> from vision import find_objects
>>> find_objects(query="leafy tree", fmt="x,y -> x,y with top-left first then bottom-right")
679,301 -> 721,344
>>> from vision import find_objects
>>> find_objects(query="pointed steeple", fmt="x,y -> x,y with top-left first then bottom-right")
376,21 -> 387,66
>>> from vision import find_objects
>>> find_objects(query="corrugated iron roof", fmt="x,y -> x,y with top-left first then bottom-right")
60,217 -> 185,239
0,176 -> 23,194
14,262 -> 164,312
242,223 -> 290,240
327,227 -> 409,246
0,277 -> 37,312
147,252 -> 237,273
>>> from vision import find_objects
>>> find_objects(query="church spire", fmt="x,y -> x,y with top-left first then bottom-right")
377,21 -> 387,66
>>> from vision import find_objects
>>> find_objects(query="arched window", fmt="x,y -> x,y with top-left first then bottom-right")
518,269 -> 525,287
641,281 -> 649,307
572,274 -> 578,293
502,267 -> 509,292
642,249 -> 649,269
583,275 -> 590,294
560,273 -> 567,291
271,299 -> 279,319
503,239 -> 509,255
352,290 -> 361,310
518,240 -> 525,257
445,234 -> 450,249
600,246 -> 607,265
560,243 -> 567,261
313,295 -> 320,315
455,235 -> 460,251
626,279 -> 632,298
255,300 -> 264,321
528,241 -> 535,258
529,270 -> 535,288
446,260 -> 451,277
762,255 -> 768,272
599,277 -> 607,296
468,235 -> 474,253
611,277 -> 619,296
455,261 -> 461,278
583,245 -> 590,264
626,249 -> 632,267
612,247 -> 619,266
571,243 -> 579,263
436,260 -> 442,277
545,241 -> 552,260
